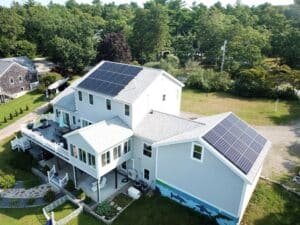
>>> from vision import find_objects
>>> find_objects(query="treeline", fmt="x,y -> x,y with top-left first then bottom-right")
0,0 -> 299,98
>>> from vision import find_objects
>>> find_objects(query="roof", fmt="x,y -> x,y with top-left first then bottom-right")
76,61 -> 184,104
48,78 -> 69,90
64,117 -> 133,153
133,111 -> 204,142
0,56 -> 36,77
151,112 -> 270,184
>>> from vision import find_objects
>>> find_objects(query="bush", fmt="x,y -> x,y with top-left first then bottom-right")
9,199 -> 19,207
19,108 -> 23,114
38,72 -> 63,93
84,196 -> 92,204
27,198 -> 36,205
24,178 -> 41,189
76,189 -> 86,200
65,180 -> 75,192
3,117 -> 7,123
14,110 -> 18,117
113,193 -> 132,208
186,68 -> 232,92
0,174 -> 16,189
25,105 -> 29,111
43,190 -> 56,202
9,113 -> 13,120
96,201 -> 118,219
41,165 -> 50,175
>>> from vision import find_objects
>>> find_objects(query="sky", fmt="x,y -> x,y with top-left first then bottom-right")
0,0 -> 294,7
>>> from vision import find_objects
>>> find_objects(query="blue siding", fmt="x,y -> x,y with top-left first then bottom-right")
156,179 -> 239,225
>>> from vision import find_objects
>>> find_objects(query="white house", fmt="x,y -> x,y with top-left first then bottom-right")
15,61 -> 271,225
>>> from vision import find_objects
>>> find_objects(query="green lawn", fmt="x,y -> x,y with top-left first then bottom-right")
0,90 -> 46,129
0,136 -> 39,185
0,180 -> 299,225
181,89 -> 300,125
241,180 -> 300,225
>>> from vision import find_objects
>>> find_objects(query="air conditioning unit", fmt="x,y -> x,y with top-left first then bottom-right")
128,186 -> 141,199
128,169 -> 138,180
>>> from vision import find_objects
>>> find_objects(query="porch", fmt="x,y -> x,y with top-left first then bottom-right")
77,169 -> 131,202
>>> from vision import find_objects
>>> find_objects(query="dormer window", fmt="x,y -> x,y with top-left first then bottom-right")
125,104 -> 130,116
78,91 -> 82,101
89,94 -> 93,105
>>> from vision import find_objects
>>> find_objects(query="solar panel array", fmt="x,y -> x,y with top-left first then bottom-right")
203,114 -> 267,174
78,61 -> 143,96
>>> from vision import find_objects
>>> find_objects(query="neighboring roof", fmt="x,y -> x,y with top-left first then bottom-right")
64,117 -> 133,153
0,60 -> 13,76
134,111 -> 204,142
76,61 -> 184,104
48,78 -> 69,90
54,89 -> 76,112
0,56 -> 36,77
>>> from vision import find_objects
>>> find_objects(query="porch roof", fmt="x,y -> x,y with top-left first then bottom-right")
64,117 -> 133,153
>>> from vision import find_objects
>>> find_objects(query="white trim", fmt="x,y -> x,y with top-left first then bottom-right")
143,168 -> 150,181
81,118 -> 93,128
190,142 -> 204,163
142,142 -> 152,158
156,177 -> 238,219
237,181 -> 247,219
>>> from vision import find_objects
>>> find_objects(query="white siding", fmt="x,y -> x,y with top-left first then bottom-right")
75,89 -> 132,127
132,136 -> 156,187
156,141 -> 244,217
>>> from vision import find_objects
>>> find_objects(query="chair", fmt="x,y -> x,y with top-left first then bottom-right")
91,176 -> 107,192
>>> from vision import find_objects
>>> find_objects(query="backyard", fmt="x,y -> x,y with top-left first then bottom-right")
182,89 -> 300,125
0,91 -> 46,130
0,180 -> 299,225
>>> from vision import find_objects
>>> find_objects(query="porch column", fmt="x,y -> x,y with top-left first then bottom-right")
72,166 -> 77,188
97,178 -> 100,202
115,169 -> 118,189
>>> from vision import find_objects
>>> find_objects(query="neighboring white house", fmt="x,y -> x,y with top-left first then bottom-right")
15,61 -> 271,225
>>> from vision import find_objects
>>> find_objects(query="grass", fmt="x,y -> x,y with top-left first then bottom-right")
0,90 -> 46,130
241,180 -> 300,225
52,202 -> 77,221
0,180 -> 298,225
182,89 -> 300,125
0,136 -> 39,186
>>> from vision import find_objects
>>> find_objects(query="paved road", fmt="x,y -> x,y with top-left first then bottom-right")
181,111 -> 300,179
0,103 -> 49,141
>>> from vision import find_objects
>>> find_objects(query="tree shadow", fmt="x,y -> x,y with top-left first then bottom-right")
267,100 -> 300,125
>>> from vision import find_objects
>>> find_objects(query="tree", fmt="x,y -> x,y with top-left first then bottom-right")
281,28 -> 300,68
97,31 -> 132,63
130,2 -> 169,63
172,34 -> 195,65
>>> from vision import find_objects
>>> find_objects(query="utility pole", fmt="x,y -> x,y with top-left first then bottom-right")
220,40 -> 227,73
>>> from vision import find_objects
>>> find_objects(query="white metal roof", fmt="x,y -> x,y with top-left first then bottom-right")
64,117 -> 133,153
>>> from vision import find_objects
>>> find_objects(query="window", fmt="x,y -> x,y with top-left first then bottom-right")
121,162 -> 127,170
70,144 -> 78,158
89,94 -> 93,105
82,119 -> 92,127
20,87 -> 24,91
125,104 -> 130,116
124,140 -> 131,154
162,94 -> 166,101
72,116 -> 76,125
19,76 -> 22,81
62,112 -> 70,126
78,91 -> 82,101
106,99 -> 111,110
55,109 -> 60,118
192,144 -> 203,161
101,151 -> 110,166
143,144 -> 152,157
79,148 -> 86,163
88,153 -> 96,168
10,78 -> 14,84
113,145 -> 121,159
144,169 -> 150,180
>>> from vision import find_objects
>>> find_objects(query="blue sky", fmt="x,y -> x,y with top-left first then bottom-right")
0,0 -> 294,7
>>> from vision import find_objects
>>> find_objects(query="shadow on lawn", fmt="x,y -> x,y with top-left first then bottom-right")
252,182 -> 300,225
267,100 -> 300,125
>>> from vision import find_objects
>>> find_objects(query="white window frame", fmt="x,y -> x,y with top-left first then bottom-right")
101,151 -> 110,167
124,104 -> 130,116
123,139 -> 131,154
191,143 -> 204,162
78,91 -> 82,101
113,145 -> 122,160
81,118 -> 92,127
162,94 -> 166,101
89,94 -> 93,105
88,153 -> 96,168
143,143 -> 152,158
144,169 -> 150,180
106,99 -> 111,110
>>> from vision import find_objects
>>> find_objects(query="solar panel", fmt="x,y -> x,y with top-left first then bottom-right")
203,113 -> 267,174
78,61 -> 143,96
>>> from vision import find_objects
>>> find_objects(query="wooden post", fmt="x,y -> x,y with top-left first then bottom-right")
73,166 -> 77,188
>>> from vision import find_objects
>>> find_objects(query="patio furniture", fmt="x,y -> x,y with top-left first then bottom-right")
91,176 -> 107,192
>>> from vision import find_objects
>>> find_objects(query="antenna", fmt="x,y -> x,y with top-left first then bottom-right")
220,40 -> 227,73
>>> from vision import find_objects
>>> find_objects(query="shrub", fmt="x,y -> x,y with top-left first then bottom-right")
41,165 -> 50,175
14,110 -> 18,117
76,189 -> 86,200
9,199 -> 19,207
3,117 -> 7,123
84,196 -> 92,204
96,201 -> 118,219
0,174 -> 16,189
65,180 -> 75,192
25,105 -> 29,111
43,190 -> 56,202
113,193 -> 132,208
38,72 -> 63,93
19,108 -> 23,114
9,113 -> 13,120
24,178 -> 41,189
27,198 -> 36,205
